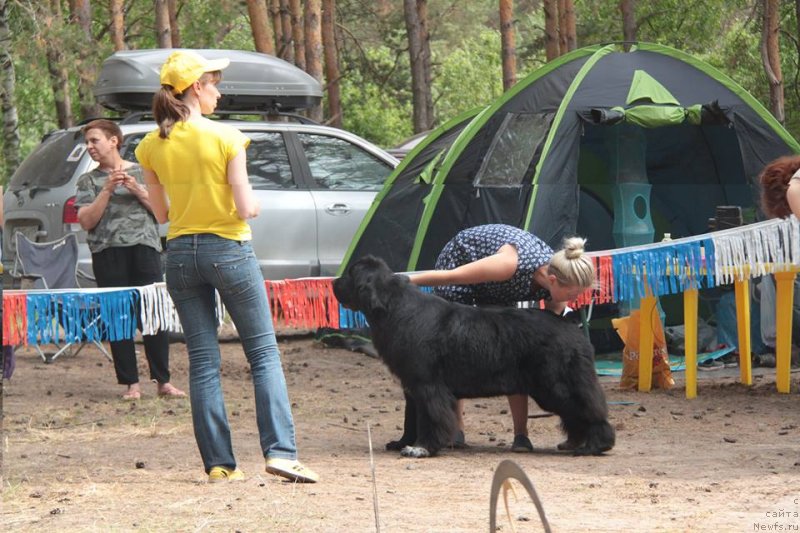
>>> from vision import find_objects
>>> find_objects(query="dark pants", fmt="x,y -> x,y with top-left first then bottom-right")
92,245 -> 170,385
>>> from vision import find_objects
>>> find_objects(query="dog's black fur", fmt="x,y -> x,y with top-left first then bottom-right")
333,256 -> 615,458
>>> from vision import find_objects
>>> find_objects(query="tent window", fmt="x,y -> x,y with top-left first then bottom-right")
474,112 -> 551,188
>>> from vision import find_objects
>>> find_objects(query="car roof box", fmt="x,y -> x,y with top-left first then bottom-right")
94,48 -> 322,113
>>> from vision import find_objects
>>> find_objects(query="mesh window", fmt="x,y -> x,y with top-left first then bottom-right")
474,113 -> 551,188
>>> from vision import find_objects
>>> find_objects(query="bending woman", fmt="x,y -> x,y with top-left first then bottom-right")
135,50 -> 317,483
409,224 -> 595,452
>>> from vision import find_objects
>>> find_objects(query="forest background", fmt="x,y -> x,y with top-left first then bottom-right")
0,0 -> 798,185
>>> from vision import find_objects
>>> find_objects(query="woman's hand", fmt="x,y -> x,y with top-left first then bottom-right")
102,170 -> 122,195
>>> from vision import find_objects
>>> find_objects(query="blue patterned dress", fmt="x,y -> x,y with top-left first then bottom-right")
433,224 -> 554,305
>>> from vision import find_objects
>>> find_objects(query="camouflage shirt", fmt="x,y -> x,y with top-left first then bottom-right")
74,165 -> 162,254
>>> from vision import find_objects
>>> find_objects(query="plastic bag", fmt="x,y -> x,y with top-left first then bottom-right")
612,309 -> 674,390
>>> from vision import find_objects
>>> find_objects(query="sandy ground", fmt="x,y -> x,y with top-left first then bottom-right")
2,334 -> 800,532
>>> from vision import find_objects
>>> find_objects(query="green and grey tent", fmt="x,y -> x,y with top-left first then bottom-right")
340,107 -> 482,272
341,42 -> 800,274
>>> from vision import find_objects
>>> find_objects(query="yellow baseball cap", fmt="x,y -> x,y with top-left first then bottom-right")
159,50 -> 230,95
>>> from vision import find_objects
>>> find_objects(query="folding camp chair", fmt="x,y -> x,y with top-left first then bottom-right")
10,232 -> 112,363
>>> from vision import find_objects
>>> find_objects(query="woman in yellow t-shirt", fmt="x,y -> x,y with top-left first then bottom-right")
136,50 -> 317,484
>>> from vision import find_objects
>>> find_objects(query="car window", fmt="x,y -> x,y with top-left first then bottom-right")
8,130 -> 85,190
120,134 -> 143,162
297,133 -> 392,191
120,131 -> 295,190
244,131 -> 295,190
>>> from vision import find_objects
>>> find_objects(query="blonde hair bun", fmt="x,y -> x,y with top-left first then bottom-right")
548,236 -> 595,289
561,236 -> 587,260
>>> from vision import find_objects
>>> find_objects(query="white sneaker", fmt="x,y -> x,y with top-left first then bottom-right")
265,457 -> 319,483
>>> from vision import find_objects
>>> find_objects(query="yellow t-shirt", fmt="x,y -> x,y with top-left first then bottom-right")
135,118 -> 252,241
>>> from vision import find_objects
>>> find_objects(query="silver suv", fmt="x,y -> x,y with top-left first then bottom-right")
2,49 -> 397,282
2,119 -> 396,281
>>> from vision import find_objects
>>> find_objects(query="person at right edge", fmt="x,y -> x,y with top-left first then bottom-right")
135,50 -> 318,483
757,155 -> 800,368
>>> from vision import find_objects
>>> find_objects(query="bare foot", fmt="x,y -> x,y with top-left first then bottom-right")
157,382 -> 186,398
122,385 -> 141,401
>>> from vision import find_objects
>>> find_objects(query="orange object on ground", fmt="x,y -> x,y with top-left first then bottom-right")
612,309 -> 675,391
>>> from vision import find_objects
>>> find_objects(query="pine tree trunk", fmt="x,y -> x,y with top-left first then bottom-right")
155,0 -> 172,48
109,0 -> 126,51
563,0 -> 576,52
499,0 -> 516,91
558,0 -> 567,55
0,0 -> 20,176
417,0 -> 432,129
321,0 -> 341,127
279,0 -> 294,62
270,0 -> 283,54
290,0 -> 305,70
404,0 -> 433,132
247,0 -> 275,54
70,0 -> 102,120
168,0 -> 181,47
43,0 -> 73,128
761,0 -> 784,123
543,0 -> 559,61
376,0 -> 392,16
304,0 -> 323,122
619,0 -> 636,50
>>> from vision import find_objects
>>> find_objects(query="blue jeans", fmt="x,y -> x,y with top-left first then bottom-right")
166,234 -> 297,472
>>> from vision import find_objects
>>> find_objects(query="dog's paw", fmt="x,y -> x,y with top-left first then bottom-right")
556,438 -> 583,451
400,445 -> 431,458
386,438 -> 412,451
571,446 -> 611,457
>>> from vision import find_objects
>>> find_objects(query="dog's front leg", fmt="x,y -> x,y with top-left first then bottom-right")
400,384 -> 456,458
386,389 -> 417,451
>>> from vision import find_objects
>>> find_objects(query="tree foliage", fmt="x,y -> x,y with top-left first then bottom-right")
3,0 -> 800,183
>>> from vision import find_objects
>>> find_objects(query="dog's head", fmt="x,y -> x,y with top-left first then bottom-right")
333,256 -> 401,316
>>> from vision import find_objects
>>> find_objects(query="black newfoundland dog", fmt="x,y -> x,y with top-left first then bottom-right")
333,256 -> 615,458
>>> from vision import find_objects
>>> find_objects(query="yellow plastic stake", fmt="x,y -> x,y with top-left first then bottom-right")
638,293 -> 657,392
774,270 -> 797,393
734,266 -> 752,386
683,288 -> 699,399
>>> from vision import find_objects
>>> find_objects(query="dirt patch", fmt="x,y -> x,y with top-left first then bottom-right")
2,336 -> 800,532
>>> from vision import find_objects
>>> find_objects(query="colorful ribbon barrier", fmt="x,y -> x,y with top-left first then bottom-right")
583,217 -> 800,396
265,278 -> 341,330
2,292 -> 27,346
3,217 -> 799,395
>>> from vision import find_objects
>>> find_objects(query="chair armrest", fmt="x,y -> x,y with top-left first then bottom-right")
77,268 -> 96,287
10,273 -> 45,290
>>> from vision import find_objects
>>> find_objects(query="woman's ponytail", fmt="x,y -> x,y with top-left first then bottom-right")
152,86 -> 189,139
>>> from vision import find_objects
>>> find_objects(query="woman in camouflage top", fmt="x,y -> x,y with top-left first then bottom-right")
75,119 -> 184,401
